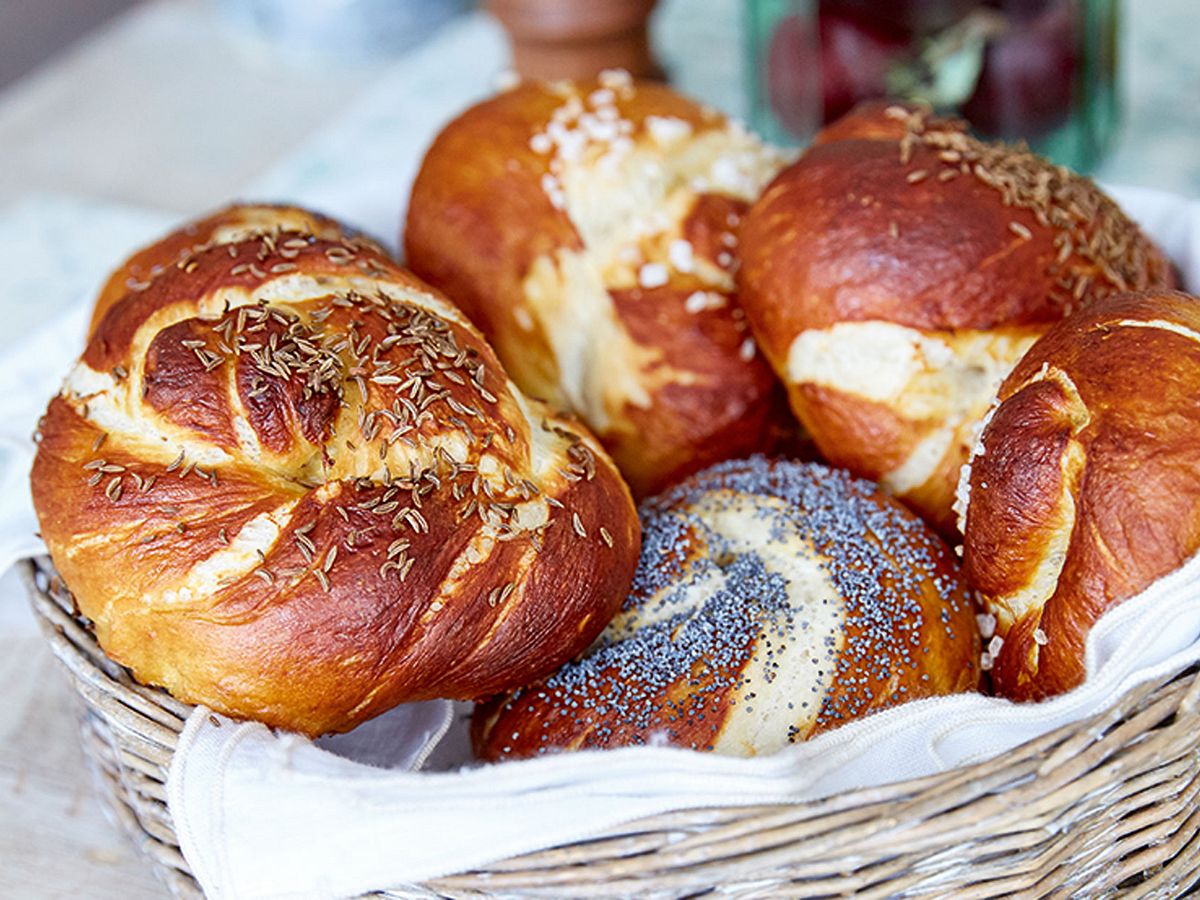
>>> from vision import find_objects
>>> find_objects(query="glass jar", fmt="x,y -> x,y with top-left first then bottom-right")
745,0 -> 1120,171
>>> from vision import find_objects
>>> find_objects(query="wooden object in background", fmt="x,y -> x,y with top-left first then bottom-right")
487,0 -> 662,80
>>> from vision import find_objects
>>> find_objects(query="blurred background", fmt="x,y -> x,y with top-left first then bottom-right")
0,0 -> 1196,216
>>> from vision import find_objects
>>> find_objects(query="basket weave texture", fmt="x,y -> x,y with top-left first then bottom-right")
22,554 -> 1200,898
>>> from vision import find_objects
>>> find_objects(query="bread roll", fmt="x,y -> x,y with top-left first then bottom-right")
31,205 -> 641,736
959,289 -> 1200,701
405,72 -> 792,497
473,457 -> 980,759
738,102 -> 1175,535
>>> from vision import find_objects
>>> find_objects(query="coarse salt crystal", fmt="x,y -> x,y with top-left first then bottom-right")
529,133 -> 552,154
685,291 -> 726,313
717,251 -> 733,267
646,115 -> 693,147
598,69 -> 634,91
588,88 -> 616,107
581,115 -> 619,144
556,129 -> 587,163
976,613 -> 996,639
638,263 -> 669,289
739,338 -> 756,361
987,635 -> 1004,657
598,136 -> 634,170
1033,628 -> 1048,646
668,240 -> 695,273
711,157 -> 743,191
540,173 -> 565,210
551,96 -> 583,123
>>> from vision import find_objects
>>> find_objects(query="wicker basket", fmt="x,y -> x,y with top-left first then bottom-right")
23,553 -> 1200,899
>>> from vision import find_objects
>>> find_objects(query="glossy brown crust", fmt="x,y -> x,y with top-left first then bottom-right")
473,459 -> 980,760
811,100 -> 912,145
737,103 -> 1174,532
743,140 -> 1062,338
89,204 -> 359,338
32,207 -> 641,736
604,277 -> 789,493
405,79 -> 789,497
963,290 -> 1200,700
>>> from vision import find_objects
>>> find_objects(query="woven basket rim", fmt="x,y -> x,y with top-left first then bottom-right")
22,553 -> 1200,898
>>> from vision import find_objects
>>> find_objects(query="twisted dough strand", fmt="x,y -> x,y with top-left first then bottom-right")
33,206 -> 640,735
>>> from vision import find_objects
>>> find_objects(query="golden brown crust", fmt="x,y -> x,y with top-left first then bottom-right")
405,77 -> 791,497
737,103 -> 1175,534
810,100 -> 912,145
962,290 -> 1200,700
89,204 -> 360,339
32,206 -> 641,736
473,458 -> 980,760
793,384 -> 917,478
743,140 -> 1066,337
602,276 -> 790,492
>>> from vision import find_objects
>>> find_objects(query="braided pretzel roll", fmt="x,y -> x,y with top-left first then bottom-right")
738,102 -> 1175,536
958,290 -> 1200,701
88,204 -> 353,339
405,72 -> 793,498
31,204 -> 640,736
473,457 -> 980,760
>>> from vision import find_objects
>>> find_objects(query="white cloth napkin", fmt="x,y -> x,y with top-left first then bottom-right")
167,551 -> 1200,899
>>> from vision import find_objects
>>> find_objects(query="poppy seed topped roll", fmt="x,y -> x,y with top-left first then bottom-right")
472,457 -> 980,760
